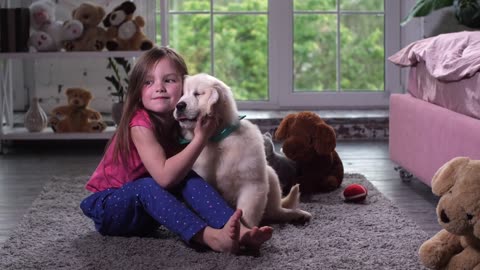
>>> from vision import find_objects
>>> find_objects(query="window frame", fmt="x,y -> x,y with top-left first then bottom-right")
155,0 -> 401,110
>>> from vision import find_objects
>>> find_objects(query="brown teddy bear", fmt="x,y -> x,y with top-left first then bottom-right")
63,2 -> 107,51
49,87 -> 106,133
274,111 -> 344,194
102,1 -> 153,51
418,157 -> 480,269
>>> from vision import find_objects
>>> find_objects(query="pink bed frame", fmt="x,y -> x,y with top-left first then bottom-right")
389,93 -> 480,187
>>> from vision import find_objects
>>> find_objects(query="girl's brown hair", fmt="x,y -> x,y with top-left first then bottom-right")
111,46 -> 189,167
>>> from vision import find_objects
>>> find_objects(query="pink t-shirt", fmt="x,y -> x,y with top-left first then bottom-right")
86,109 -> 152,192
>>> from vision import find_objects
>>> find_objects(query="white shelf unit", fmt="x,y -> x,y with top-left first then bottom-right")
2,126 -> 116,140
0,51 -> 143,60
0,51 -> 142,151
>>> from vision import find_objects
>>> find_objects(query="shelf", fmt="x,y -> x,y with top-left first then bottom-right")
1,126 -> 115,140
0,50 -> 140,147
0,51 -> 144,60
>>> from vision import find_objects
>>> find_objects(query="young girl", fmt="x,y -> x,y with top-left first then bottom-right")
80,47 -> 273,253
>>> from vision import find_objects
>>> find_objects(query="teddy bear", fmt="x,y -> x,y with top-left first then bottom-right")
418,157 -> 480,269
29,20 -> 84,52
63,2 -> 108,51
102,1 -> 153,51
274,111 -> 344,194
263,132 -> 298,196
49,87 -> 106,133
28,0 -> 83,52
29,31 -> 57,52
29,0 -> 55,31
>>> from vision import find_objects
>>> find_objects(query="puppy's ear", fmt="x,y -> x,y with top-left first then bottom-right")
206,88 -> 219,116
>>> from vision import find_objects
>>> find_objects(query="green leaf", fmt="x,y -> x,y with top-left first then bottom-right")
401,0 -> 454,26
105,75 -> 120,91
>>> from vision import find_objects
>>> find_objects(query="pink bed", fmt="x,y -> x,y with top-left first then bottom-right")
388,31 -> 480,187
408,62 -> 480,120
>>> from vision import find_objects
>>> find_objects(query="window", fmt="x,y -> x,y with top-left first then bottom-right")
156,0 -> 398,109
156,0 -> 269,104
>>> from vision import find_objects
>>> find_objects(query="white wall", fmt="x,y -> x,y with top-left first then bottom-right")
400,0 -> 423,46
423,6 -> 475,37
400,1 -> 474,41
32,58 -> 121,113
398,0 -> 423,92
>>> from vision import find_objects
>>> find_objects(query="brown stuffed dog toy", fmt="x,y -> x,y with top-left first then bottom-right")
103,1 -> 153,51
418,157 -> 480,269
275,111 -> 344,194
49,87 -> 106,133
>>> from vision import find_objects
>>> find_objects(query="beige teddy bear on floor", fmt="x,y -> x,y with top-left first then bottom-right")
49,87 -> 106,133
418,157 -> 480,269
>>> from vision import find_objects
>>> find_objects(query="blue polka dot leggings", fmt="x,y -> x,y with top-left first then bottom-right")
80,171 -> 235,243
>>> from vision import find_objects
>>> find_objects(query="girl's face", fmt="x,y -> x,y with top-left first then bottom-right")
141,58 -> 183,114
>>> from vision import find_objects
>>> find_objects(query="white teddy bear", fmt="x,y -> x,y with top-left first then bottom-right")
61,20 -> 84,45
28,0 -> 83,52
29,31 -> 56,51
29,0 -> 55,31
29,20 -> 83,52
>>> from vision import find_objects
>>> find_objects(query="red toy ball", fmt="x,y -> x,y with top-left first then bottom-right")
343,183 -> 368,202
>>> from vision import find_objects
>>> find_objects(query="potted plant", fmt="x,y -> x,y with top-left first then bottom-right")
402,0 -> 480,28
105,57 -> 131,125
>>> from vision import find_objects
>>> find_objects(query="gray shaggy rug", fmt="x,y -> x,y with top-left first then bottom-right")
0,173 -> 428,270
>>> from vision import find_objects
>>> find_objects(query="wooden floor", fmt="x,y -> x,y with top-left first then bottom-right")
0,140 -> 441,244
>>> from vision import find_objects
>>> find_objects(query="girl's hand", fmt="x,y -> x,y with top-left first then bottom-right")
194,114 -> 218,143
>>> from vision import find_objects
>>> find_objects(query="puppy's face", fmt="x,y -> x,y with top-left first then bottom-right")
174,74 -> 220,129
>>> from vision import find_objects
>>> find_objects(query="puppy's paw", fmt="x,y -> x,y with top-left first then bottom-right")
292,209 -> 312,225
281,184 -> 300,209
291,184 -> 300,198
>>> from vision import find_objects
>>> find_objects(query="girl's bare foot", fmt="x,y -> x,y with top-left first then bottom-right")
194,209 -> 242,253
240,224 -> 273,250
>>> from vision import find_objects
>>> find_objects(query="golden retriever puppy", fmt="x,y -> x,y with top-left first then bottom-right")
173,73 -> 312,227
